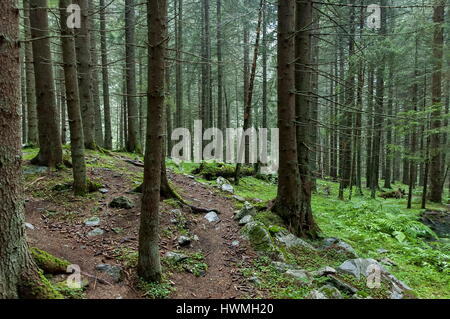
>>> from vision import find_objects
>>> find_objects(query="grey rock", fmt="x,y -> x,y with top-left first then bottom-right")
285,269 -> 311,284
84,217 -> 101,227
232,195 -> 246,202
87,228 -> 104,237
308,290 -> 327,299
165,251 -> 188,263
234,202 -> 256,221
272,261 -> 297,272
231,240 -> 240,247
109,196 -> 134,209
193,235 -> 199,241
221,183 -> 234,193
317,285 -> 343,299
322,237 -> 358,257
99,188 -> 109,194
239,215 -> 254,226
275,232 -> 316,251
248,276 -> 261,285
337,258 -> 381,280
204,211 -> 220,223
178,236 -> 191,247
216,177 -> 229,186
25,222 -> 35,230
327,275 -> 358,295
377,248 -> 389,254
95,264 -> 123,283
312,266 -> 337,277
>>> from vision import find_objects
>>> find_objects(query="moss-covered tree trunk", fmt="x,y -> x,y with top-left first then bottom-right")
0,1 -> 61,299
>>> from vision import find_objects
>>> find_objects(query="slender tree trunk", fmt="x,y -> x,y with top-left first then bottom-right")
23,1 -> 38,146
138,0 -> 167,283
216,0 -> 223,133
125,0 -> 141,153
74,0 -> 96,149
100,0 -> 112,150
429,0 -> 445,203
176,0 -> 184,129
89,4 -> 103,147
59,0 -> 87,196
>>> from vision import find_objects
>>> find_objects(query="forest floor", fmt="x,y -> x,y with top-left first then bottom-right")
21,147 -> 450,299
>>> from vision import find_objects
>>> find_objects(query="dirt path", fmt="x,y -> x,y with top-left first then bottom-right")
25,161 -> 258,299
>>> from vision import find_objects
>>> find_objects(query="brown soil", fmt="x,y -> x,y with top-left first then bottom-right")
24,157 -> 259,299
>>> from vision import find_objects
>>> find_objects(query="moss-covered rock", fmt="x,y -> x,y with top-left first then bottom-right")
192,161 -> 254,180
241,222 -> 284,261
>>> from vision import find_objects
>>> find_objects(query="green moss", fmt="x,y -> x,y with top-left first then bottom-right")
138,275 -> 174,299
20,269 -> 64,299
162,251 -> 208,277
54,281 -> 86,299
192,161 -> 254,180
30,247 -> 70,274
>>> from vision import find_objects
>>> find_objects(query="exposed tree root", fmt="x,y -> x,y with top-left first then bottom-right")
30,247 -> 70,275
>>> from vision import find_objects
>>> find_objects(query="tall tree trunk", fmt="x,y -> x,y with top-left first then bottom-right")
59,0 -> 87,196
235,0 -> 264,184
216,0 -> 223,133
23,0 -> 38,146
371,0 -> 387,198
99,0 -> 112,150
29,0 -> 63,168
125,0 -> 141,153
429,0 -> 445,203
0,0 -> 62,299
89,4 -> 103,147
273,0 -> 318,238
138,0 -> 167,283
74,0 -> 96,150
176,0 -> 184,129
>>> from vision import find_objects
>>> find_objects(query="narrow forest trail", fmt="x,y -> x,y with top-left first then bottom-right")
24,158 -> 259,299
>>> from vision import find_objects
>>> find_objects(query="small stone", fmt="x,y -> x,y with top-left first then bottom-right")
337,258 -> 382,280
232,195 -> 245,202
234,202 -> 256,221
248,276 -> 261,285
285,269 -> 311,284
193,235 -> 199,241
377,248 -> 389,254
216,177 -> 229,186
95,264 -> 123,283
84,217 -> 100,227
221,183 -> 234,193
165,251 -> 188,263
204,211 -> 220,223
178,236 -> 191,247
109,196 -> 134,209
87,228 -> 104,237
317,285 -> 343,299
231,240 -> 240,247
170,218 -> 178,224
322,238 -> 358,257
99,188 -> 109,194
312,266 -> 337,277
239,215 -> 254,226
25,223 -> 35,230
308,290 -> 327,299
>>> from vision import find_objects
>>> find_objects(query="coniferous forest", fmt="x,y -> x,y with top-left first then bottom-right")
0,0 -> 449,302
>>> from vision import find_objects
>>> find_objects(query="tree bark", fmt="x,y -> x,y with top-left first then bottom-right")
138,0 -> 167,283
100,0 -> 112,150
29,0 -> 63,168
125,0 -> 141,153
429,0 -> 445,203
59,0 -> 88,196
74,0 -> 96,150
